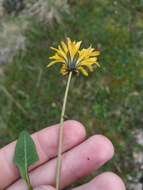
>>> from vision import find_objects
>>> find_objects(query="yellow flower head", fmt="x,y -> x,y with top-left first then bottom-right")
48,38 -> 100,76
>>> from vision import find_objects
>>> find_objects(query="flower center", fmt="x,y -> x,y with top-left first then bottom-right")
68,52 -> 79,72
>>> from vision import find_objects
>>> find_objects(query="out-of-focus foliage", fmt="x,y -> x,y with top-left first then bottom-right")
0,0 -> 143,189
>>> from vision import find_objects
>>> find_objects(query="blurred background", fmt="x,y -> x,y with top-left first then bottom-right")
0,0 -> 143,189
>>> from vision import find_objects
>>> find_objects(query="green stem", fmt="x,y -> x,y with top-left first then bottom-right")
28,185 -> 33,190
56,72 -> 72,190
26,173 -> 33,190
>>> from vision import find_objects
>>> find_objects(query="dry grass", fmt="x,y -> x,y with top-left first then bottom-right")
0,0 -> 69,64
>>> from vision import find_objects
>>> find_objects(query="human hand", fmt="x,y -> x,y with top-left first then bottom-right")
0,120 -> 126,190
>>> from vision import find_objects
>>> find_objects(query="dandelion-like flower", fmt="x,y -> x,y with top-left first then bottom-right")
48,38 -> 100,76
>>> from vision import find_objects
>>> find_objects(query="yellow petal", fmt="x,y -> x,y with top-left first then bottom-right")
78,57 -> 96,66
60,64 -> 68,76
49,54 -> 64,61
67,38 -> 81,59
50,47 -> 59,52
61,41 -> 68,53
75,41 -> 82,50
91,50 -> 100,56
51,46 -> 67,60
47,60 -> 62,67
77,48 -> 100,65
67,38 -> 73,57
58,45 -> 67,60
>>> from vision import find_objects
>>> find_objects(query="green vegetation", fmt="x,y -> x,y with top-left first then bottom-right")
0,0 -> 143,188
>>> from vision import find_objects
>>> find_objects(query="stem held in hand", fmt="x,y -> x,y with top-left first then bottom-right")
56,72 -> 72,190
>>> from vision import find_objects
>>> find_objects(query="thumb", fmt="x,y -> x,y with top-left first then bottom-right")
34,185 -> 56,190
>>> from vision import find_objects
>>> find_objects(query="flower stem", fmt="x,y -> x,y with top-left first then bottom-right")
56,71 -> 72,190
26,173 -> 33,190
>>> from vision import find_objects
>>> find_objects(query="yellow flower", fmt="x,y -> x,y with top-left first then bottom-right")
48,38 -> 100,76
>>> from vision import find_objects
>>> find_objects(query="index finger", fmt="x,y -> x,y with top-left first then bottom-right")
0,120 -> 86,189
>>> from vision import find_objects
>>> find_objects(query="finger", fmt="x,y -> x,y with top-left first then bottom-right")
34,185 -> 55,190
73,172 -> 126,190
7,135 -> 114,190
0,120 -> 86,189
